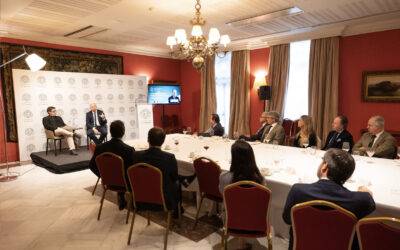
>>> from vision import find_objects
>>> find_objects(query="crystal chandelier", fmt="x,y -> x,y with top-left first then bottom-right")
166,0 -> 231,70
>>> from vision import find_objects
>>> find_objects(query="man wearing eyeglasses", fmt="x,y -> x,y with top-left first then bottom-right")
42,106 -> 81,155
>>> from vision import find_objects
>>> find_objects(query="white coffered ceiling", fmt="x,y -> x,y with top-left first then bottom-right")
1,0 -> 399,57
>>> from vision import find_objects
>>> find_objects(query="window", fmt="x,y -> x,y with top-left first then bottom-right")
215,52 -> 232,134
284,40 -> 311,120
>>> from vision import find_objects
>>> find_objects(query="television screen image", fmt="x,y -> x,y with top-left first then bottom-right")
148,84 -> 181,104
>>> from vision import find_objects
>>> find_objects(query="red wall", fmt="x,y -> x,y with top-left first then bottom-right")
339,29 -> 400,140
250,48 -> 270,133
0,37 -> 181,163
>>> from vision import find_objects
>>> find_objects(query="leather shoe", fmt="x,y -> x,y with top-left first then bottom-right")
69,150 -> 78,155
118,193 -> 127,210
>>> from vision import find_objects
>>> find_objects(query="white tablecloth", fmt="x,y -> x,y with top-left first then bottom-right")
126,134 -> 400,237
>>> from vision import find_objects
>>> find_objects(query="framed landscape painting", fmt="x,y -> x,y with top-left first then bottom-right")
362,70 -> 400,102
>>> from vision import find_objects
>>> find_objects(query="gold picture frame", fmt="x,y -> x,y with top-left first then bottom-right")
362,70 -> 400,102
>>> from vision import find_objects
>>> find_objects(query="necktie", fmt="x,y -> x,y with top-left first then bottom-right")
262,125 -> 272,142
368,135 -> 376,148
328,132 -> 338,145
93,112 -> 98,127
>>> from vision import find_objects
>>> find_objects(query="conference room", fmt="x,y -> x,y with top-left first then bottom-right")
1,0 -> 400,249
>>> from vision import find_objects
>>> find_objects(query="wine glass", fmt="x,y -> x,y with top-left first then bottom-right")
366,147 -> 375,157
203,145 -> 210,151
303,143 -> 309,148
187,127 -> 192,134
342,142 -> 350,152
396,147 -> 400,165
182,128 -> 187,135
174,139 -> 179,150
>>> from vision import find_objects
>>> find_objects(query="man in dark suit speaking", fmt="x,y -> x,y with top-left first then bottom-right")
282,148 -> 375,249
168,89 -> 180,104
86,103 -> 108,145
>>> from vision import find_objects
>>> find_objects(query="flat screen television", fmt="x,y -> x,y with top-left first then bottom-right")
147,84 -> 181,104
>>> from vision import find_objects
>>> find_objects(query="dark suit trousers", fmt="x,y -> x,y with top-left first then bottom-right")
87,126 -> 107,144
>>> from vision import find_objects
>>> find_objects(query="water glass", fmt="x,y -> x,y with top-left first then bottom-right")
366,148 -> 375,157
342,142 -> 350,152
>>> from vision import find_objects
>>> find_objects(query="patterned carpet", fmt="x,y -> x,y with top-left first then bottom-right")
85,185 -> 221,242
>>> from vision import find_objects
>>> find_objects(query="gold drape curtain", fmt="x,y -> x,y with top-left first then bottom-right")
308,37 -> 339,143
229,50 -> 251,138
199,56 -> 216,132
267,44 -> 290,114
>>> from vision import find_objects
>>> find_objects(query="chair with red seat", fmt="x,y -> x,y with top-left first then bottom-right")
193,157 -> 223,229
356,217 -> 400,250
282,118 -> 294,145
291,200 -> 357,250
126,163 -> 176,250
221,181 -> 272,250
95,152 -> 128,221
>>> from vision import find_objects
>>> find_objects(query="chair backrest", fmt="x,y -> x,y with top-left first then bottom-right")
193,157 -> 222,199
95,152 -> 125,188
291,200 -> 357,250
290,119 -> 300,138
356,217 -> 400,250
127,163 -> 166,209
282,118 -> 293,137
44,129 -> 56,139
224,181 -> 271,233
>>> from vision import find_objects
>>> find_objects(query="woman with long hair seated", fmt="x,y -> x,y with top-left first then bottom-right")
219,140 -> 266,193
293,115 -> 317,148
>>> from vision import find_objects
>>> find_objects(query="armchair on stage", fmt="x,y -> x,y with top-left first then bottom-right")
44,129 -> 64,156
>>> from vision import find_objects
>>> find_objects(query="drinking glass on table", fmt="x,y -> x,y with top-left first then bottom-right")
182,128 -> 187,135
342,142 -> 350,152
174,139 -> 179,150
396,147 -> 400,165
366,147 -> 375,157
187,127 -> 192,134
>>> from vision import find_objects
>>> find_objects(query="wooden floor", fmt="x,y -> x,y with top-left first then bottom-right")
0,165 -> 288,250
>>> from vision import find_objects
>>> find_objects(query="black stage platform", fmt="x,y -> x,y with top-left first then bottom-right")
30,147 -> 91,174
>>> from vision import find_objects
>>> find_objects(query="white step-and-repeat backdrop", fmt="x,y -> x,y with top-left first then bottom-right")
12,69 -> 151,161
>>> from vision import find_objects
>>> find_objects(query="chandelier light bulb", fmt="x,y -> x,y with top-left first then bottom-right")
191,25 -> 203,37
220,35 -> 231,47
174,29 -> 187,44
166,36 -> 177,49
208,28 -> 220,44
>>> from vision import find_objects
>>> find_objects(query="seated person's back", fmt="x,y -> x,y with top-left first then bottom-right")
282,148 -> 375,250
219,140 -> 266,194
131,127 -> 179,211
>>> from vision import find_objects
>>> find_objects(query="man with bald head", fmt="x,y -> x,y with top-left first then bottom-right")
86,103 -> 108,145
353,115 -> 397,159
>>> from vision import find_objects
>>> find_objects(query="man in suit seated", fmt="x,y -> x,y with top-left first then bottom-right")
199,113 -> 224,137
131,127 -> 182,216
86,103 -> 108,145
353,115 -> 397,159
323,115 -> 354,151
239,111 -> 269,141
262,111 -> 285,145
89,120 -> 135,210
282,148 -> 375,250
42,106 -> 81,155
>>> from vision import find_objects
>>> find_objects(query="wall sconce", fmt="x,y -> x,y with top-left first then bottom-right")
254,71 -> 271,101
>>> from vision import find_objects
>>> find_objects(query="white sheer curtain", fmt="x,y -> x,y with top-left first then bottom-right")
215,52 -> 232,134
284,40 -> 311,120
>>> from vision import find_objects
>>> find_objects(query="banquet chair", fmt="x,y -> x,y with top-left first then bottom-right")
221,181 -> 272,250
291,200 -> 357,250
193,157 -> 223,229
45,129 -> 63,156
126,163 -> 178,250
282,118 -> 293,145
95,152 -> 128,221
356,217 -> 400,250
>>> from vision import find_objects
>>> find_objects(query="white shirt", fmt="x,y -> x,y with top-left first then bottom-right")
263,122 -> 277,143
93,111 -> 99,127
372,130 -> 384,147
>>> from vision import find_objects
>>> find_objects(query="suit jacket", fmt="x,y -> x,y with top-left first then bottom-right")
241,123 -> 268,141
323,130 -> 354,151
353,131 -> 397,159
201,122 -> 225,137
264,124 -> 285,145
86,110 -> 107,130
89,138 -> 135,178
131,147 -> 179,210
283,179 -> 375,250
293,132 -> 317,148
42,116 -> 66,131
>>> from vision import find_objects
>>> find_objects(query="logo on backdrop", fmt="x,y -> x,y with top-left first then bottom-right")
138,80 -> 144,88
39,93 -> 47,102
119,107 -> 125,114
107,94 -> 114,101
108,107 -> 115,114
82,78 -> 89,88
95,79 -> 101,88
118,94 -> 124,101
129,106 -> 136,113
69,94 -> 77,102
22,93 -> 31,102
129,94 -> 135,101
136,94 -> 146,103
23,110 -> 33,119
68,77 -> 76,87
21,75 -> 30,83
130,120 -> 136,127
128,80 -> 134,88
25,128 -> 34,136
83,94 -> 90,101
37,76 -> 46,86
95,94 -> 102,102
130,132 -> 137,139
40,109 -> 47,117
140,109 -> 151,120
107,79 -> 113,88
54,76 -> 62,87
55,94 -> 63,102
26,144 -> 36,152
118,79 -> 123,87
57,109 -> 64,116
70,108 -> 78,116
